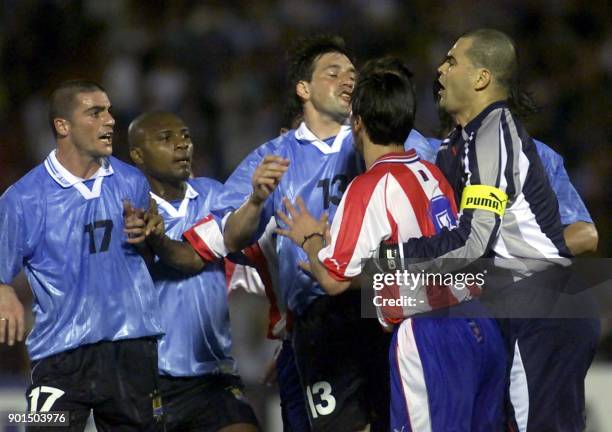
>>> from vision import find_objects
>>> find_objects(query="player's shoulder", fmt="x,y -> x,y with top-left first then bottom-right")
188,177 -> 223,195
350,163 -> 390,195
258,132 -> 292,155
108,156 -> 146,180
1,163 -> 48,200
533,139 -> 561,160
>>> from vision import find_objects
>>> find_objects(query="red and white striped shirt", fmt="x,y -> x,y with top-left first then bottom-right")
318,150 -> 474,323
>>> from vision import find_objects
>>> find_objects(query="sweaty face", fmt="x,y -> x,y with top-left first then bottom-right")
139,115 -> 193,183
305,52 -> 356,123
437,37 -> 478,118
67,91 -> 115,159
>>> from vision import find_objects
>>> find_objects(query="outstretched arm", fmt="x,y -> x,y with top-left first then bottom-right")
276,197 -> 349,295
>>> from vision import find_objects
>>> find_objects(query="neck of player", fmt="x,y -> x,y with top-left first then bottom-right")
303,105 -> 345,141
148,176 -> 187,202
56,145 -> 102,179
454,94 -> 507,128
363,138 -> 404,170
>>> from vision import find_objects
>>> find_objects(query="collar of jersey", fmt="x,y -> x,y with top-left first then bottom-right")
149,182 -> 198,218
370,149 -> 419,170
463,100 -> 508,135
44,150 -> 114,199
294,122 -> 351,154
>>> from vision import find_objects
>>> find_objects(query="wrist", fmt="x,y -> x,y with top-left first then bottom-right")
248,193 -> 265,207
301,232 -> 324,249
147,233 -> 167,251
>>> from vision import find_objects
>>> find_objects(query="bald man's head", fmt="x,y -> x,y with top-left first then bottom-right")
462,29 -> 517,96
128,111 -> 184,150
128,111 -> 193,183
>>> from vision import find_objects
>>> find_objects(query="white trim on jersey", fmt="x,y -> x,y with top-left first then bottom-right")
318,176 -> 392,279
191,218 -> 227,259
227,264 -> 265,295
396,319 -> 432,432
44,150 -> 114,200
294,122 -> 351,154
509,341 -> 529,432
150,184 -> 198,218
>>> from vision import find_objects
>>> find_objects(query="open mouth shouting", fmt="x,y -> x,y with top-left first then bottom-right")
98,131 -> 113,145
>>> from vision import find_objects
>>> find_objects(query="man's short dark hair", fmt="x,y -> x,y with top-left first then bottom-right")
359,57 -> 413,82
462,28 -> 537,116
351,70 -> 416,145
284,35 -> 354,117
462,29 -> 517,94
48,80 -> 106,137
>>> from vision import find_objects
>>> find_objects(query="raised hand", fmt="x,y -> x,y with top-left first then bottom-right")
144,198 -> 165,246
250,156 -> 290,205
276,197 -> 328,249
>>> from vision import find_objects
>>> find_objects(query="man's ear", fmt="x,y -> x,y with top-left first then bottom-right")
351,114 -> 363,133
54,118 -> 70,137
129,147 -> 143,166
474,68 -> 492,91
296,80 -> 310,101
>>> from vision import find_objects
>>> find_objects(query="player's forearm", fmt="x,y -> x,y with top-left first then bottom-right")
132,241 -> 156,266
149,235 -> 206,274
564,221 -> 598,255
304,238 -> 350,296
224,195 -> 265,252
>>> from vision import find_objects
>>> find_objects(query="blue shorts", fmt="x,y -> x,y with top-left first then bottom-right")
390,300 -> 507,432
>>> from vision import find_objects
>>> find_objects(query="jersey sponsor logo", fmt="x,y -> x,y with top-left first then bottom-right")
327,258 -> 341,271
460,185 -> 508,216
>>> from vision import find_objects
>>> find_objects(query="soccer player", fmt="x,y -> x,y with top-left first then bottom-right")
0,81 -> 164,431
188,35 -> 390,431
133,124 -> 309,431
369,56 -> 598,257
424,74 -> 598,255
277,64 -> 507,431
380,29 -> 600,431
127,111 -> 259,432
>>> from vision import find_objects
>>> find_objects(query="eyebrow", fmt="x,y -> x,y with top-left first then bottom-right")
84,105 -> 110,114
156,128 -> 190,136
325,64 -> 356,73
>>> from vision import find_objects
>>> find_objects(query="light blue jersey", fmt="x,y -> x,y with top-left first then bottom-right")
150,178 -> 235,377
0,152 -> 162,361
215,123 -> 363,315
408,135 -> 593,225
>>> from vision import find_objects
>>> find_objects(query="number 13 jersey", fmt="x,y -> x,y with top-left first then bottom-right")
213,122 -> 363,316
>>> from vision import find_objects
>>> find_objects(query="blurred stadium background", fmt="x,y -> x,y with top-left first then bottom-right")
0,1 -> 610,430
